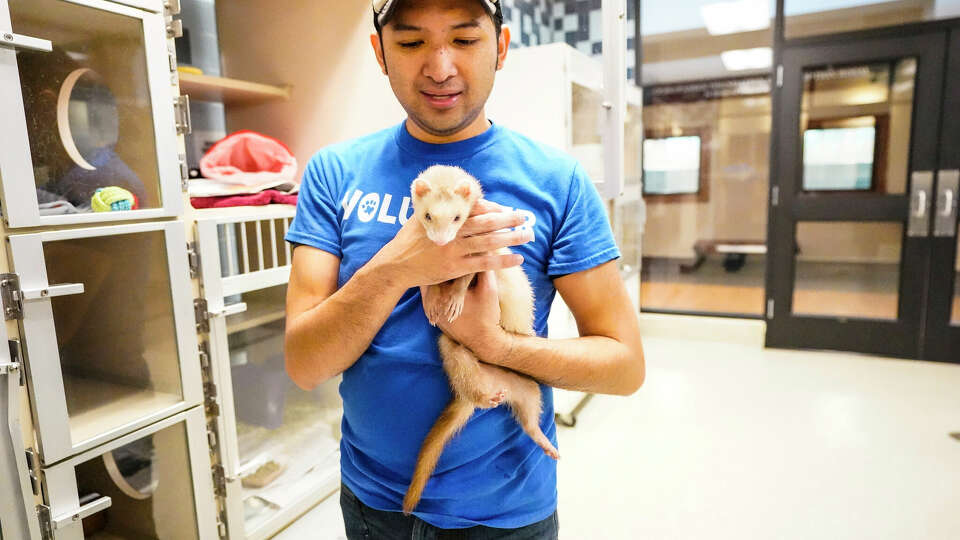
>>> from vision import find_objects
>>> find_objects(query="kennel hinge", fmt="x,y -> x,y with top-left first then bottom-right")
167,18 -> 183,39
165,0 -> 182,16
187,242 -> 201,278
179,153 -> 190,192
1,273 -> 23,321
212,464 -> 227,496
204,381 -> 220,417
25,447 -> 41,498
37,504 -> 53,540
194,298 -> 211,333
174,94 -> 192,135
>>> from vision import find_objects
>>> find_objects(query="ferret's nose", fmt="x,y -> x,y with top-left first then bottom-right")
429,230 -> 457,246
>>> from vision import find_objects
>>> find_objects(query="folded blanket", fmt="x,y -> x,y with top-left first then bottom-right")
190,190 -> 298,209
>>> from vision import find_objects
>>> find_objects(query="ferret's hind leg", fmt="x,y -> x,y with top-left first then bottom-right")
503,374 -> 560,460
439,335 -> 507,408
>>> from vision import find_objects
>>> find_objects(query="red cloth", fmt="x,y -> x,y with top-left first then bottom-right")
190,190 -> 298,209
199,130 -> 298,186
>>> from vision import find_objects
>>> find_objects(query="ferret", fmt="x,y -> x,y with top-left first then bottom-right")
402,165 -> 559,515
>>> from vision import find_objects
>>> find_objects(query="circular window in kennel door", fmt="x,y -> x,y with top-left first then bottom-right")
57,68 -> 120,171
103,436 -> 159,500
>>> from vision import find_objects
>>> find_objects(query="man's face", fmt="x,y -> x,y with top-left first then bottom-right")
372,0 -> 509,140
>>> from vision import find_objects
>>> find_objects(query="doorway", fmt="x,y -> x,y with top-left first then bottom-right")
766,23 -> 960,362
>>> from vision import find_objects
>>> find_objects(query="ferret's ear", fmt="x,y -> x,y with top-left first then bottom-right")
454,180 -> 475,200
412,179 -> 431,198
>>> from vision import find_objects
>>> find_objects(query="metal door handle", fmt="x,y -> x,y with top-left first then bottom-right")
211,302 -> 247,317
909,171 -> 934,237
21,283 -> 84,301
935,170 -> 960,237
0,32 -> 53,53
52,496 -> 111,530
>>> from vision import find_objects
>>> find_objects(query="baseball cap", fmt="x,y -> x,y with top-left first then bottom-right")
372,0 -> 501,28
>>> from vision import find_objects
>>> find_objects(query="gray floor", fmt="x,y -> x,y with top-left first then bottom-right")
275,337 -> 960,539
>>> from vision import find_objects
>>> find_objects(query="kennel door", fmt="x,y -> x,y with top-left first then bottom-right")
40,407 -> 218,540
7,221 -> 202,464
0,0 -> 182,228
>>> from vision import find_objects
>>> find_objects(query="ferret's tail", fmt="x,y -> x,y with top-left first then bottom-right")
403,398 -> 475,515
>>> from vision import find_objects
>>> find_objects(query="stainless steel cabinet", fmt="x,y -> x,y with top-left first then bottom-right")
195,207 -> 342,540
0,0 -> 184,228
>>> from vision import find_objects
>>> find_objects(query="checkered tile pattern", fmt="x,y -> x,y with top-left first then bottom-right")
501,0 -> 637,82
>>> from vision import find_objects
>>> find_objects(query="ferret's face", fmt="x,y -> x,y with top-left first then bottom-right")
411,166 -> 481,246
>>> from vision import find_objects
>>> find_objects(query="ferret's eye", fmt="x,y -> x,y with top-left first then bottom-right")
454,215 -> 461,222
425,213 -> 432,221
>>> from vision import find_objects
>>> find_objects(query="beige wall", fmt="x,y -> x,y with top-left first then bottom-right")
216,0 -> 405,181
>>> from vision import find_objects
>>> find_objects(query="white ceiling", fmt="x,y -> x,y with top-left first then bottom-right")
641,0 -> 960,36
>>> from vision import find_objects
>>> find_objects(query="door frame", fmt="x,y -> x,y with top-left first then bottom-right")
764,25 -> 949,358
923,27 -> 960,363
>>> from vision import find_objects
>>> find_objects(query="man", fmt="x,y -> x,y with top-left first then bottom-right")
284,0 -> 645,537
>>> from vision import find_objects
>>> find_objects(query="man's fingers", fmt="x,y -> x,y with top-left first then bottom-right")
475,270 -> 499,295
460,212 -> 527,237
469,198 -> 508,217
470,252 -> 524,273
462,228 -> 533,253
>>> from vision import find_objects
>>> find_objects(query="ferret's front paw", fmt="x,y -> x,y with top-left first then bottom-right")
445,296 -> 465,323
422,294 -> 442,326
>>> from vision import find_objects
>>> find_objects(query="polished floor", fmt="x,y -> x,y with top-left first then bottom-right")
275,336 -> 960,539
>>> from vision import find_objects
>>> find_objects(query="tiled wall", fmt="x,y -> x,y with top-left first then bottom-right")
501,0 -> 637,82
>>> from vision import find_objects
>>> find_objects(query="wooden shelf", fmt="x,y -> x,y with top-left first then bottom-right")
179,72 -> 291,106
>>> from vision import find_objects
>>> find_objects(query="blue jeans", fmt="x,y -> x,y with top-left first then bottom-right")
340,484 -> 559,540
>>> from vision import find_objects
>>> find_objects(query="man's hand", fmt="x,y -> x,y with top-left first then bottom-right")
421,271 -> 511,361
374,199 -> 533,289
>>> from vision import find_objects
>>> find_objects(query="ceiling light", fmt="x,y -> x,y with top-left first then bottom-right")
721,47 -> 772,71
701,0 -> 769,35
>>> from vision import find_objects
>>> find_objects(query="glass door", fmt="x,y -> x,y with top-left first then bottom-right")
40,407 -> 218,540
8,222 -> 202,464
0,0 -> 182,228
766,31 -> 947,358
196,211 -> 342,539
924,28 -> 960,363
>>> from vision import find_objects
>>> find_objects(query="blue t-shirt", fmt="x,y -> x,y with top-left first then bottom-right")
285,120 -> 619,529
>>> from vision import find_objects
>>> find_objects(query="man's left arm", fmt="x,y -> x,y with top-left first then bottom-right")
432,260 -> 645,396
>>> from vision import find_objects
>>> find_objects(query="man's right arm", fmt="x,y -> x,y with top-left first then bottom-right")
284,245 -> 408,390
284,202 -> 532,390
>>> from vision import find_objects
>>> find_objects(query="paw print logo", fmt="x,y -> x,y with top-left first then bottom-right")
357,193 -> 380,222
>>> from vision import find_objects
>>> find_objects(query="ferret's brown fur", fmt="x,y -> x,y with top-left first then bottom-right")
402,165 -> 559,515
